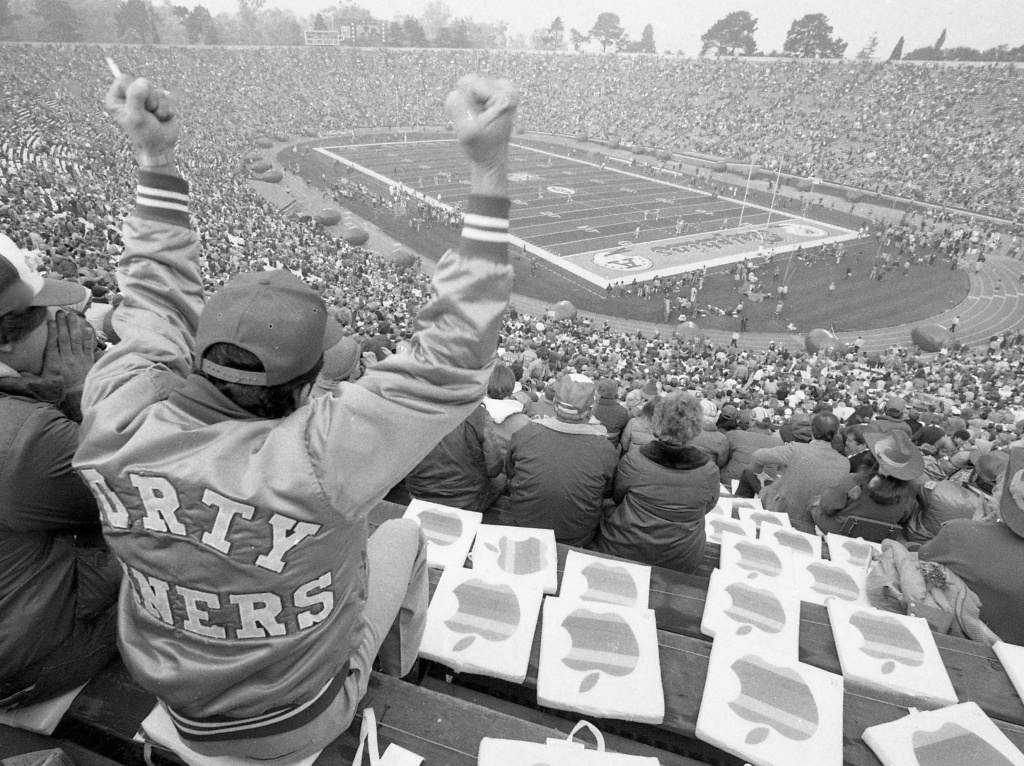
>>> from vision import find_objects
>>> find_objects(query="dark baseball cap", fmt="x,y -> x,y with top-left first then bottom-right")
195,270 -> 343,386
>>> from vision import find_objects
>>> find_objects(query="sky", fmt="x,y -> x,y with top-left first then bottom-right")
174,0 -> 1024,56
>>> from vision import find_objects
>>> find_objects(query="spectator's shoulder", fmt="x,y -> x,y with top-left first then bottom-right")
0,394 -> 66,430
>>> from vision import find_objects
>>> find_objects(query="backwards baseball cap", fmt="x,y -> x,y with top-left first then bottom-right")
195,270 -> 343,386
554,373 -> 596,422
0,233 -> 87,316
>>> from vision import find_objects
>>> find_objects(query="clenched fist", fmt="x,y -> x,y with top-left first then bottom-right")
445,75 -> 518,197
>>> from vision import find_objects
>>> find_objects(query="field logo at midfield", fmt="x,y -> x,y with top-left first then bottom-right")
547,186 -> 575,196
509,172 -> 540,182
776,223 -> 828,237
593,248 -> 652,272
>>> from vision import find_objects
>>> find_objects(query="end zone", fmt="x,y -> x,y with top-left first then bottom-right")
564,219 -> 859,285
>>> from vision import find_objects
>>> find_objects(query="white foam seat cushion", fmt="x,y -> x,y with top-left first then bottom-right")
862,701 -> 1024,766
538,597 -> 664,724
696,638 -> 843,766
559,550 -> 651,609
402,499 -> 482,570
419,566 -> 543,684
828,600 -> 958,709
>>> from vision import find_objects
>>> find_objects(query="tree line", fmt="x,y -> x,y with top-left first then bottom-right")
0,1 -> 655,51
700,11 -> 1024,62
1,1 -> 1021,61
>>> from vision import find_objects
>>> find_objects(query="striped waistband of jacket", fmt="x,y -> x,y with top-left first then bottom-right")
136,170 -> 190,229
460,195 -> 511,260
167,661 -> 350,743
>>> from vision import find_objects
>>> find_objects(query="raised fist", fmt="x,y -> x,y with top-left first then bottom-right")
105,75 -> 179,161
445,75 -> 518,196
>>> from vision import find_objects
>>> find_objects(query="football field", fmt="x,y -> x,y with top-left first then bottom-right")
314,136 -> 857,287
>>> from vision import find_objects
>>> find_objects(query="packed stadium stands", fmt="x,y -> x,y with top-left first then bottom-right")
3,42 -> 1024,766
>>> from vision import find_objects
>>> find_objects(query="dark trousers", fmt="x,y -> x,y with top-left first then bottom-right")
735,468 -> 763,498
0,547 -> 121,710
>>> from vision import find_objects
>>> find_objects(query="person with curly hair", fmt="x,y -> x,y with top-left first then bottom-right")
590,392 -> 720,572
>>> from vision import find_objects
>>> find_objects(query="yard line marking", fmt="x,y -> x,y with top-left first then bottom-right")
510,142 -> 856,236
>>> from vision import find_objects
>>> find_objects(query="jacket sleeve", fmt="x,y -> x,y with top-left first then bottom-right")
80,172 -> 202,439
307,196 -> 513,510
750,443 -> 794,473
474,406 -> 505,478
1,406 -> 99,532
818,478 -> 855,516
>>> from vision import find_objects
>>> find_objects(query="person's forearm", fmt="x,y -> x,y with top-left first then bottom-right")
61,387 -> 84,423
136,149 -> 180,179
470,154 -> 509,198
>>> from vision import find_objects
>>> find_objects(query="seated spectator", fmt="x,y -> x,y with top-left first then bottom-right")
593,377 -> 630,449
692,399 -> 729,468
904,450 -> 1007,544
504,374 -> 617,546
778,411 -> 813,443
918,448 -> 1024,644
525,378 -> 556,419
591,392 -> 719,573
482,363 -> 531,460
620,395 -> 659,454
873,396 -> 913,436
623,388 -> 644,417
722,409 -> 782,487
404,405 -> 504,515
812,431 -> 923,542
750,412 -> 849,533
0,245 -> 120,710
845,424 -> 876,473
715,404 -> 740,432
71,72 -> 517,759
510,369 -> 537,411
312,336 -> 363,395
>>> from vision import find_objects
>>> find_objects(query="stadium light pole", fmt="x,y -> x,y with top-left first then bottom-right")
737,161 -> 754,230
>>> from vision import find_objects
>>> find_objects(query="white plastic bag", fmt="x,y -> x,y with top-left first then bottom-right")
477,720 -> 660,765
352,708 -> 423,766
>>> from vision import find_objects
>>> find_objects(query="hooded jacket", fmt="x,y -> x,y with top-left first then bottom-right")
482,397 -> 531,459
505,418 -> 616,547
404,405 -> 503,513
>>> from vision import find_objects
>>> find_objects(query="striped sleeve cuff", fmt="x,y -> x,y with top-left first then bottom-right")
136,171 -> 190,228
460,196 -> 510,261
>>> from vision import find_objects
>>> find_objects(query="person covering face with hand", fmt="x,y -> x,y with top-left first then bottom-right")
0,247 -> 118,712
74,71 -> 517,759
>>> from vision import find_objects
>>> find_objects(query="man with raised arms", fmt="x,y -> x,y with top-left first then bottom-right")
75,71 -> 517,759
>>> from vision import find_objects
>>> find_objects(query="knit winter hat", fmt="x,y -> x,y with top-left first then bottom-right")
320,336 -> 362,382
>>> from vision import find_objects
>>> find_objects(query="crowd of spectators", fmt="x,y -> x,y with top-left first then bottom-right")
397,345 -> 1024,642
2,45 -> 1024,753
2,47 -> 1022,253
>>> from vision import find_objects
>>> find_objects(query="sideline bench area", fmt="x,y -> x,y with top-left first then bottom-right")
14,498 -> 1024,766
